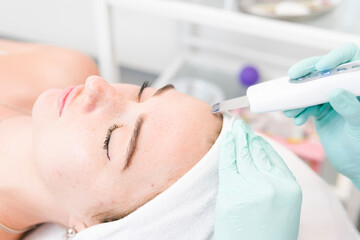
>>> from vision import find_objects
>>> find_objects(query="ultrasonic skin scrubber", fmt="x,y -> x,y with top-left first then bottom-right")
213,61 -> 360,114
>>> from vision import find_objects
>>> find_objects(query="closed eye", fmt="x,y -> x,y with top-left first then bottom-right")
103,124 -> 121,161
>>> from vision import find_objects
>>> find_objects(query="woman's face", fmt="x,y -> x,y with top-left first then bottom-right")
32,76 -> 222,227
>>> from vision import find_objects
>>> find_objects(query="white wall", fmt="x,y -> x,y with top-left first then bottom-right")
0,0 -> 97,54
0,0 -> 359,75
0,0 -> 178,74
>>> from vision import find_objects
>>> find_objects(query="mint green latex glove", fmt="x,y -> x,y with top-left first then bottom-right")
285,43 -> 360,189
215,120 -> 302,240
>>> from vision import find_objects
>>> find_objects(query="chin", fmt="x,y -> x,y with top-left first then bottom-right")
32,88 -> 61,126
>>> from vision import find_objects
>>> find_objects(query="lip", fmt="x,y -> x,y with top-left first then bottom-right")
58,86 -> 77,116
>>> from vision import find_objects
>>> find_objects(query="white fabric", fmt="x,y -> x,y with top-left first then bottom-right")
25,114 -> 360,240
24,224 -> 65,240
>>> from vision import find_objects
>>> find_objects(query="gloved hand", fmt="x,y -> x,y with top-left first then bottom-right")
285,43 -> 360,189
215,120 -> 302,240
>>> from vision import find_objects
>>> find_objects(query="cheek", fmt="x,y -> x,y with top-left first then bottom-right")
33,122 -> 102,199
34,130 -> 79,188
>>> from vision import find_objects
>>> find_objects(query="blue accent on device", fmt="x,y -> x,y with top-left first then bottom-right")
322,70 -> 331,76
212,103 -> 220,113
289,61 -> 360,84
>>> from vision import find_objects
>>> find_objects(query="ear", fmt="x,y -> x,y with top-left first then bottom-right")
68,216 -> 88,233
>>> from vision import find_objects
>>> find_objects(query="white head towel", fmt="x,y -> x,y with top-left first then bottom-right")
73,114 -> 232,240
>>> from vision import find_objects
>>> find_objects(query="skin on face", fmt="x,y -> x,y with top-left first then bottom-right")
32,76 -> 222,228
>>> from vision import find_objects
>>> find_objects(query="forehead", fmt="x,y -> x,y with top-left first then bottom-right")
131,92 -> 216,166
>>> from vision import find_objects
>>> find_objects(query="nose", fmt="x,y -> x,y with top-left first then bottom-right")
85,75 -> 109,94
83,75 -> 118,111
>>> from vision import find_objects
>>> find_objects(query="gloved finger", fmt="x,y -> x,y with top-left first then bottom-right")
316,43 -> 359,71
248,136 -> 274,174
293,106 -> 317,126
231,119 -> 257,139
312,103 -> 332,121
288,56 -> 322,79
219,132 -> 238,174
329,88 -> 360,127
231,119 -> 257,175
284,108 -> 306,118
250,136 -> 295,180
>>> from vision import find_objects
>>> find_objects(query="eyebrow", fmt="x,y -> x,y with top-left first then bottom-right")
153,84 -> 174,96
124,115 -> 145,170
138,81 -> 151,101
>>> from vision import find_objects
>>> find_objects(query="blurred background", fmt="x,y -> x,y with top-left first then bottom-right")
1,0 -> 360,229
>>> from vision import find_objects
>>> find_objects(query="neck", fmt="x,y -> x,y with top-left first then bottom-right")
0,116 -> 68,238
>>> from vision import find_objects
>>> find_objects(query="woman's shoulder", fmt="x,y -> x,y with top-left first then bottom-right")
0,105 -> 27,123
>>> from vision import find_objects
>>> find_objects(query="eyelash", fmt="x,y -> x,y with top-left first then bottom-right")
103,124 -> 120,160
103,81 -> 150,160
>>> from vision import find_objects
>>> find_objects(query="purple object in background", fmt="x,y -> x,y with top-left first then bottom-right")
239,65 -> 260,87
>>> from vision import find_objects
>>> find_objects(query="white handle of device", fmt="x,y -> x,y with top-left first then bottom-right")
247,70 -> 360,113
